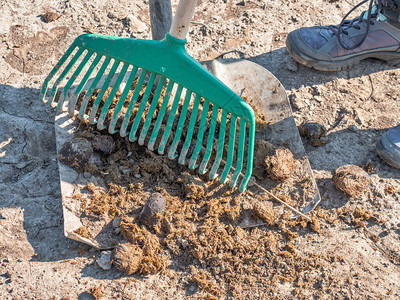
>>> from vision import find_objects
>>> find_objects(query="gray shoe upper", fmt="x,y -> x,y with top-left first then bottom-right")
297,17 -> 400,59
288,0 -> 400,61
387,124 -> 400,148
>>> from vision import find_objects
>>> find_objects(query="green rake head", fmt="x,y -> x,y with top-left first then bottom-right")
39,2 -> 256,192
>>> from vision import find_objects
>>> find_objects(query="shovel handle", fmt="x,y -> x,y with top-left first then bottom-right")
169,0 -> 197,40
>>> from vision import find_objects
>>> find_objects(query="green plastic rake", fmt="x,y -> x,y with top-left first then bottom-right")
39,0 -> 256,191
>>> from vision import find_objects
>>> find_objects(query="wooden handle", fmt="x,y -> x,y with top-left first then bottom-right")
169,0 -> 197,39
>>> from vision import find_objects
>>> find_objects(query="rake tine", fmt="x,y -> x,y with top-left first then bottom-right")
138,76 -> 167,145
230,119 -> 246,187
97,63 -> 129,130
167,89 -> 192,159
108,67 -> 138,134
78,57 -> 111,119
147,80 -> 175,151
178,94 -> 201,165
157,85 -> 184,154
188,100 -> 210,169
239,121 -> 255,192
88,60 -> 120,124
47,48 -> 85,106
220,116 -> 237,183
120,70 -> 148,137
58,50 -> 94,111
69,54 -> 102,115
198,105 -> 219,174
209,110 -> 227,179
129,73 -> 157,142
39,43 -> 77,102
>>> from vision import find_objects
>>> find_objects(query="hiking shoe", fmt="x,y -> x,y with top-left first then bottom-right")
286,0 -> 400,71
376,124 -> 400,169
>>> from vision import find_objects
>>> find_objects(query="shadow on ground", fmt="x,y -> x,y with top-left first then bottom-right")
0,84 -> 81,263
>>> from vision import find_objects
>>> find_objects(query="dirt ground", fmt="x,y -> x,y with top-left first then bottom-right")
0,0 -> 399,299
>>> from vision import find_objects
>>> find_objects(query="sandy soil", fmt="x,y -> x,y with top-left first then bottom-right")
0,0 -> 399,299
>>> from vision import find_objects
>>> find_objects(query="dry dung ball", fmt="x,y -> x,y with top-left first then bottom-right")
333,165 -> 371,197
112,243 -> 143,275
264,147 -> 295,181
298,120 -> 329,146
139,192 -> 166,227
91,135 -> 116,154
58,138 -> 93,169
253,201 -> 275,225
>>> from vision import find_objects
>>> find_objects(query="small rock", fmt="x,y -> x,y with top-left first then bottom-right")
91,135 -> 116,154
15,160 -> 30,169
112,243 -> 143,275
58,138 -> 93,169
298,120 -> 329,146
139,192 -> 166,227
113,217 -> 121,234
107,12 -> 117,19
96,251 -> 112,270
177,237 -> 189,248
333,165 -> 371,197
123,15 -> 148,33
264,147 -> 295,181
134,173 -> 142,178
112,217 -> 121,228
348,125 -> 358,132
42,11 -> 61,23
188,284 -> 197,292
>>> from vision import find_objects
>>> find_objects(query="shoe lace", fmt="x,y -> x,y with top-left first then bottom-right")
331,0 -> 394,50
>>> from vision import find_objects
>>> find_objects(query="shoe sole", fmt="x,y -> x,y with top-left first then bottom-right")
376,139 -> 400,169
286,33 -> 400,71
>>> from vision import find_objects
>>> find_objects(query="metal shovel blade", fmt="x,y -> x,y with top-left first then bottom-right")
54,58 -> 321,248
202,58 -> 321,215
